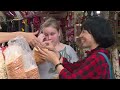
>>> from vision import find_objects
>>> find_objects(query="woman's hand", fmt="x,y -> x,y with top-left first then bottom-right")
20,31 -> 43,48
37,41 -> 64,74
38,33 -> 46,43
37,41 -> 60,65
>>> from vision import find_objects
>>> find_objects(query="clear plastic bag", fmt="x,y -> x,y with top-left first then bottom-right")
7,36 -> 40,79
0,48 -> 7,79
33,47 -> 46,64
3,45 -> 27,79
23,52 -> 40,79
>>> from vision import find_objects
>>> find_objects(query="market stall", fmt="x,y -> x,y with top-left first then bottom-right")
0,11 -> 120,79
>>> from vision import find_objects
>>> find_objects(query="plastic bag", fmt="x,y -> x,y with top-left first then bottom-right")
33,47 -> 46,64
0,48 -> 7,79
8,36 -> 40,79
23,52 -> 40,79
3,45 -> 27,79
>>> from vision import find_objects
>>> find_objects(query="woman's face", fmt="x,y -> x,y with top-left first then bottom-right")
79,29 -> 98,49
43,26 -> 60,45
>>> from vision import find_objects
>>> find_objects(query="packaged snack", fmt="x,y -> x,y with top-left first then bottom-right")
3,45 -> 27,79
0,48 -> 7,79
7,36 -> 40,79
33,47 -> 46,64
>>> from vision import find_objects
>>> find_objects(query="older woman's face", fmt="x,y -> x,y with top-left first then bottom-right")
79,29 -> 98,49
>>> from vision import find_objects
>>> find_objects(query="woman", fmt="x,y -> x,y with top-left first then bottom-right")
38,16 -> 115,79
0,31 -> 41,48
37,17 -> 79,79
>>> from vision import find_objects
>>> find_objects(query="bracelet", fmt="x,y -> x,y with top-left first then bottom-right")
55,63 -> 63,70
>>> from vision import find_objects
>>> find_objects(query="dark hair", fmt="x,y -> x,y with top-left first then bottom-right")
81,16 -> 115,48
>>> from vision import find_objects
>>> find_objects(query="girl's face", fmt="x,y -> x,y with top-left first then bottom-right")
79,29 -> 98,49
43,26 -> 60,45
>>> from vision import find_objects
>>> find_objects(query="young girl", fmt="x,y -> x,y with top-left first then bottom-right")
38,16 -> 115,79
37,17 -> 78,79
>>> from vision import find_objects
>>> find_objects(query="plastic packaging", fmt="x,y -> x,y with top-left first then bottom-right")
33,47 -> 46,64
8,36 -> 40,79
3,45 -> 27,79
0,48 -> 7,79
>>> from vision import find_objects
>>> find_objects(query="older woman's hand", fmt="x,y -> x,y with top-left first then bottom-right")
21,31 -> 44,48
37,41 -> 60,65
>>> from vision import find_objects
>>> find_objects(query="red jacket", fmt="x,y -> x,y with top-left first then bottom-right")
59,47 -> 110,79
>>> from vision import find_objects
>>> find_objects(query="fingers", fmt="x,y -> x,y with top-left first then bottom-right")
33,36 -> 46,48
36,59 -> 46,65
37,47 -> 48,56
38,34 -> 45,43
44,40 -> 52,45
33,30 -> 39,36
43,40 -> 54,50
39,54 -> 46,60
29,42 -> 34,48
29,39 -> 36,48
29,39 -> 38,48
44,46 -> 54,51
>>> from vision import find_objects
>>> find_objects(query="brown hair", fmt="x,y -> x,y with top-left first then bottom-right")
41,17 -> 63,41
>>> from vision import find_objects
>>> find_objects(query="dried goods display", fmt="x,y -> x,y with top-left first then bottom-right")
0,48 -> 7,79
3,36 -> 40,79
111,48 -> 120,79
25,66 -> 40,79
3,45 -> 27,79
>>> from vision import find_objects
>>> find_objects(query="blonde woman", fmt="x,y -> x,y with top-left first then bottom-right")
38,17 -> 79,79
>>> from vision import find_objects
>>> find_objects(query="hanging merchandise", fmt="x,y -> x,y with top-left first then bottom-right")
111,48 -> 120,79
33,15 -> 41,36
0,11 -> 6,22
3,11 -> 16,20
20,11 -> 41,33
27,17 -> 33,32
0,22 -> 8,32
20,11 -> 29,18
24,19 -> 29,32
20,11 -> 27,18
20,19 -> 26,32
66,28 -> 74,42
91,11 -> 94,16
65,11 -> 75,46
12,20 -> 20,32
26,11 -> 34,18
7,20 -> 13,32
14,11 -> 23,20
0,24 -> 2,30
59,18 -> 66,43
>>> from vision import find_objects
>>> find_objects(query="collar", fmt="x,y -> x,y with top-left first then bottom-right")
85,46 -> 100,56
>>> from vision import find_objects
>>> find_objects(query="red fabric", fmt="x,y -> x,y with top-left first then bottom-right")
59,47 -> 110,79
33,15 -> 40,32
3,11 -> 16,19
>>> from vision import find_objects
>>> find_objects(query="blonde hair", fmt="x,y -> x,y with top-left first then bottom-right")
41,17 -> 63,41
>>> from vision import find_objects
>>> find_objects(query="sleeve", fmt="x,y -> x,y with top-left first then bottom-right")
66,45 -> 79,63
62,57 -> 83,73
59,53 -> 110,79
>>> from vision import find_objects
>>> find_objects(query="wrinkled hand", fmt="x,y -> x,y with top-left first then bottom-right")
22,31 -> 43,48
